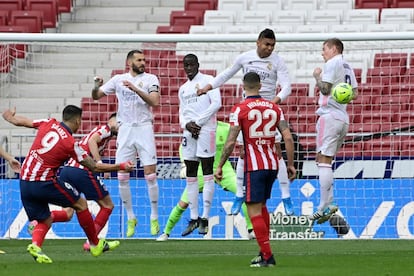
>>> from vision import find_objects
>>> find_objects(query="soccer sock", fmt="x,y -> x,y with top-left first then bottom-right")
251,214 -> 272,260
94,207 -> 112,235
51,210 -> 70,222
201,174 -> 215,219
164,204 -> 186,235
235,158 -> 244,198
318,163 -> 334,211
262,205 -> 270,230
77,209 -> 99,246
278,157 -> 291,199
186,177 -> 199,220
118,172 -> 135,220
145,173 -> 159,220
242,203 -> 253,230
32,222 -> 50,247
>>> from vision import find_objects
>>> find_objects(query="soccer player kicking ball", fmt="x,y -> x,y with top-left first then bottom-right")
156,121 -> 255,241
215,72 -> 296,268
2,106 -> 134,263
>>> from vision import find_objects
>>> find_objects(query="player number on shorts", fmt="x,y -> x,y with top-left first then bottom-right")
248,109 -> 277,138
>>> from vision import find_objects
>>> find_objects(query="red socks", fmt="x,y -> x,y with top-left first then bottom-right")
94,207 -> 113,235
51,210 -> 70,222
32,222 -> 50,247
250,214 -> 272,260
76,209 -> 99,246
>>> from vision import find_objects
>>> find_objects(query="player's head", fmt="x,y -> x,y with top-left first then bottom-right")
243,72 -> 261,96
256,28 -> 276,58
321,38 -> 344,62
108,112 -> 119,136
62,105 -> 82,133
183,54 -> 199,80
127,50 -> 145,75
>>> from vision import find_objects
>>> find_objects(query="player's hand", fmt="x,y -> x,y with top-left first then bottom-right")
103,172 -> 111,179
214,167 -> 223,182
94,76 -> 103,87
2,107 -> 16,122
197,84 -> 212,96
119,160 -> 135,172
122,80 -> 138,93
313,68 -> 322,79
287,165 -> 296,181
8,159 -> 21,173
185,121 -> 201,139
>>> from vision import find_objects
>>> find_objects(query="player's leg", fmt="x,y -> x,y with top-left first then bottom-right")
232,156 -> 245,215
156,198 -> 188,241
199,156 -> 215,235
181,160 -> 200,236
277,156 -> 294,216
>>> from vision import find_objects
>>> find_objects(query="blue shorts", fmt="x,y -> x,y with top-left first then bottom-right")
244,170 -> 277,203
20,178 -> 81,221
59,166 -> 109,201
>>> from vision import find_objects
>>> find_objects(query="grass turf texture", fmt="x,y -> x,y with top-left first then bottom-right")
0,239 -> 413,275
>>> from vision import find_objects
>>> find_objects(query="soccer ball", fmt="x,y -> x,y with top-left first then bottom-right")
331,82 -> 353,104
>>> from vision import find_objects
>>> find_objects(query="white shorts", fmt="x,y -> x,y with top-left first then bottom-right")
182,127 -> 216,161
316,113 -> 349,157
116,123 -> 157,166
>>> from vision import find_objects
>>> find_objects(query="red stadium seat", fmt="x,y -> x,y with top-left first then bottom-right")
170,10 -> 204,26
354,68 -> 362,84
199,69 -> 216,76
57,0 -> 72,13
0,0 -> 24,14
9,10 -> 43,33
0,25 -> 29,58
156,25 -> 190,34
362,136 -> 399,157
336,141 -> 364,159
25,0 -> 59,29
0,10 -> 9,25
389,0 -> 414,8
185,0 -> 217,11
366,67 -> 403,85
373,53 -> 407,76
403,68 -> 414,84
355,0 -> 389,9
400,137 -> 414,157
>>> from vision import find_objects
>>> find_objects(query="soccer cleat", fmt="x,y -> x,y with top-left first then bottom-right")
104,240 -> 120,252
317,205 -> 339,224
247,229 -> 256,240
126,218 -> 137,237
282,197 -> 294,216
250,254 -> 276,268
27,244 -> 53,264
150,219 -> 160,236
89,239 -> 120,257
181,218 -> 199,236
198,218 -> 208,235
156,233 -> 169,242
231,196 -> 245,215
250,252 -> 263,264
27,220 -> 38,236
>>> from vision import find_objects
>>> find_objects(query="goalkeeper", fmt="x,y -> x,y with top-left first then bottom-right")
156,121 -> 254,241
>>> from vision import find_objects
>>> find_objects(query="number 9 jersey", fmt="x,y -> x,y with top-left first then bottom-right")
229,95 -> 284,172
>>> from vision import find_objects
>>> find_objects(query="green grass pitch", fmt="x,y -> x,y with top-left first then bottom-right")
0,239 -> 413,275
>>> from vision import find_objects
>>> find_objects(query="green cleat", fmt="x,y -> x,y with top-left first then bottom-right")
126,218 -> 137,237
150,219 -> 160,236
105,240 -> 120,252
27,244 -> 52,264
90,239 -> 119,257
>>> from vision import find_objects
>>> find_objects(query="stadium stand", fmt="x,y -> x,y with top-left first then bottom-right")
25,0 -> 59,29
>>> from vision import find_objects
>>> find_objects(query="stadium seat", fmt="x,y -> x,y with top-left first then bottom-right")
373,52 -> 408,69
362,136 -> 399,157
308,10 -> 343,25
336,142 -> 364,159
0,10 -> 9,25
354,0 -> 389,9
57,0 -> 72,13
389,0 -> 414,8
170,10 -> 204,26
380,8 -> 414,24
330,24 -> 363,33
249,0 -> 282,10
400,23 -> 414,32
366,67 -> 404,85
235,10 -> 272,25
284,0 -> 318,10
203,10 -> 236,25
218,0 -> 248,10
0,0 -> 24,13
185,0 -> 217,11
9,10 -> 43,33
343,9 -> 379,24
319,0 -> 354,10
25,0 -> 59,29
0,25 -> 29,58
365,23 -> 399,33
403,68 -> 414,83
272,10 -> 307,26
223,25 -> 257,34
156,25 -> 189,34
295,24 -> 329,33
399,137 -> 414,157
189,25 -> 222,34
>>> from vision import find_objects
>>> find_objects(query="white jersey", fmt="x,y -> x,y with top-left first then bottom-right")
210,49 -> 291,102
317,54 -> 358,124
179,72 -> 222,130
101,72 -> 160,125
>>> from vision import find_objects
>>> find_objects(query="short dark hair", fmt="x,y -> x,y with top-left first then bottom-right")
243,72 -> 261,89
324,38 -> 344,54
62,105 -> 82,122
183,53 -> 198,63
126,50 -> 143,60
258,28 -> 275,40
109,112 -> 117,120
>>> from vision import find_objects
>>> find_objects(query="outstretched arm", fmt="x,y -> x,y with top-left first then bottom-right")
0,145 -> 21,173
2,107 -> 34,128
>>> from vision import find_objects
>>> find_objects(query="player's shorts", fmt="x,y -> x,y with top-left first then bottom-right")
244,170 -> 277,203
182,127 -> 216,161
20,178 -> 81,221
116,123 -> 157,166
316,113 -> 349,157
59,166 -> 109,201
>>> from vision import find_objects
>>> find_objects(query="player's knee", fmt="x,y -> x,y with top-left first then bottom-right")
99,195 -> 114,210
73,197 -> 88,211
145,173 -> 157,184
118,172 -> 130,186
66,208 -> 75,220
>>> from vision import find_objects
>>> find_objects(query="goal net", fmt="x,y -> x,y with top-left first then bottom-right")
0,33 -> 413,240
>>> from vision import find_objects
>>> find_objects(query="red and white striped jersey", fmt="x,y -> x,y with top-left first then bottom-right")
20,118 -> 88,181
66,124 -> 114,169
229,96 -> 284,172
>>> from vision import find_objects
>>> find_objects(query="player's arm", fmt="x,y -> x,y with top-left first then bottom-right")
80,156 -> 134,173
123,81 -> 160,107
313,67 -> 332,96
195,88 -> 222,126
0,145 -> 21,173
91,76 -> 106,100
272,59 -> 292,104
278,120 -> 296,180
88,132 -> 103,162
2,107 -> 34,128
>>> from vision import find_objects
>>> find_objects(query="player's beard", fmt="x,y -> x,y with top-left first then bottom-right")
132,64 -> 145,74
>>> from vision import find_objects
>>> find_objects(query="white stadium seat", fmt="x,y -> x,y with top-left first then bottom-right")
308,9 -> 343,25
343,9 -> 379,24
204,10 -> 236,25
218,0 -> 248,10
330,24 -> 364,33
380,8 -> 414,24
400,23 -> 414,32
224,25 -> 258,34
272,10 -> 307,26
284,0 -> 318,10
365,23 -> 400,32
189,25 -> 223,34
249,0 -> 283,10
295,24 -> 329,33
236,10 -> 272,25
319,0 -> 353,10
